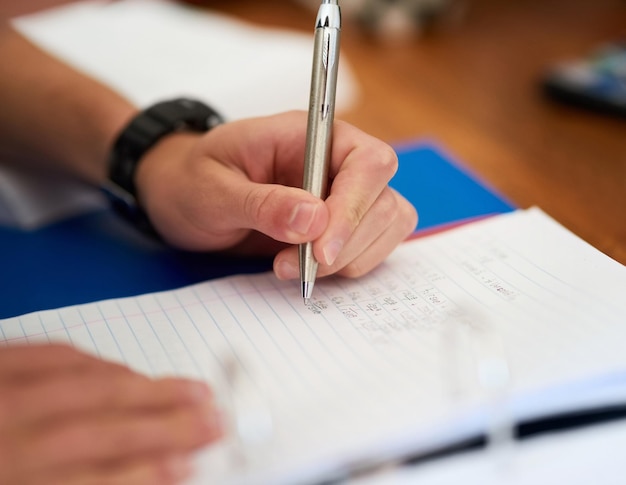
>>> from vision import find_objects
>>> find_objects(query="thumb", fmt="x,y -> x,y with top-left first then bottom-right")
229,180 -> 329,244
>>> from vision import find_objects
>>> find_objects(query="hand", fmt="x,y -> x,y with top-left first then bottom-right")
136,110 -> 418,280
0,344 -> 223,485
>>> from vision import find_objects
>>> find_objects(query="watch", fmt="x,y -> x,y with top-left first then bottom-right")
102,98 -> 224,237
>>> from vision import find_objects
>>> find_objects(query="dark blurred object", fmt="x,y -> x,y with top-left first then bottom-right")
293,0 -> 461,42
542,42 -> 626,119
178,0 -> 462,42
354,0 -> 458,40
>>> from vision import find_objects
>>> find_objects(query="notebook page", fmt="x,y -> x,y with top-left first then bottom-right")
1,208 -> 625,484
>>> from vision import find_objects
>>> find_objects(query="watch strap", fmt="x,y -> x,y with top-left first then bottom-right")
109,98 -> 223,197
104,98 -> 223,238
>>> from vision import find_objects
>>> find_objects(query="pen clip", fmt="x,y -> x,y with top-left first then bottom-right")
321,29 -> 340,120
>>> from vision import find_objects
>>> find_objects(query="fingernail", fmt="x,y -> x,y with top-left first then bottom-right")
188,381 -> 211,402
275,259 -> 299,280
164,454 -> 193,480
323,239 -> 344,266
202,407 -> 225,437
288,202 -> 317,235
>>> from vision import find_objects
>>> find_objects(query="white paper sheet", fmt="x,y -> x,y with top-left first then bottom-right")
12,0 -> 359,120
2,208 -> 625,484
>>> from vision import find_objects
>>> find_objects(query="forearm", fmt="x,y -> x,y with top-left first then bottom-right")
0,24 -> 136,185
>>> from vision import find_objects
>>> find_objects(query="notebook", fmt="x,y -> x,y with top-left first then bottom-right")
2,207 -> 625,484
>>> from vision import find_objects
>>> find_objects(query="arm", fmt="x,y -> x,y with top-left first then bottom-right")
0,24 -> 135,184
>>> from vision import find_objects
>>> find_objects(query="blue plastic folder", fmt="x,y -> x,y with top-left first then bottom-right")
0,142 -> 514,318
391,141 -> 515,233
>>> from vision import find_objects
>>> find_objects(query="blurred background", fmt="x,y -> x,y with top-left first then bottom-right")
8,0 -> 626,265
189,0 -> 626,264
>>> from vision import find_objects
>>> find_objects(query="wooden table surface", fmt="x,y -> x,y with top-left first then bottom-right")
202,0 -> 626,264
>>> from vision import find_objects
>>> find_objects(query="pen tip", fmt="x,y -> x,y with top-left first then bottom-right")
304,298 -> 311,306
301,281 -> 314,301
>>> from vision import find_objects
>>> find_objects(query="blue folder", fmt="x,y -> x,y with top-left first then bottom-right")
391,141 -> 514,233
0,142 -> 514,318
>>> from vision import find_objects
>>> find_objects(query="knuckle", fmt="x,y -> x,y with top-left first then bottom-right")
340,260 -> 368,279
405,204 -> 419,234
243,186 -> 276,224
367,188 -> 401,228
346,202 -> 368,229
378,187 -> 399,216
399,195 -> 419,235
373,144 -> 399,178
243,185 -> 294,239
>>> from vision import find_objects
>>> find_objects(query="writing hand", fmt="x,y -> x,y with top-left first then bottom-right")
136,110 -> 418,281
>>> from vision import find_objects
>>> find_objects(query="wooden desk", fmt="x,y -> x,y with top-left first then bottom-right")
202,0 -> 626,264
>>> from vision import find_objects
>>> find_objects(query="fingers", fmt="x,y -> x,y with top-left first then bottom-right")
0,345 -> 223,485
320,188 -> 418,278
24,401 -> 219,473
316,120 -> 401,264
237,116 -> 416,278
6,369 -> 214,428
274,187 -> 417,280
32,453 -> 193,485
273,118 -> 418,280
202,163 -> 329,248
1,343 -> 215,426
0,343 -> 104,383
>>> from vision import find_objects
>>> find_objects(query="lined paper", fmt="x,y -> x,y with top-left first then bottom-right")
2,208 -> 626,484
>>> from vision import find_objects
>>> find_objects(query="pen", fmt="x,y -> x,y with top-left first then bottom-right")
299,0 -> 342,304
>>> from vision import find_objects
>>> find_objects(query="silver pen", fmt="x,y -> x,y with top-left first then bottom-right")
299,0 -> 342,304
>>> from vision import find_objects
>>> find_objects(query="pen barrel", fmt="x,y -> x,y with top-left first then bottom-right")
302,25 -> 341,199
300,3 -> 341,296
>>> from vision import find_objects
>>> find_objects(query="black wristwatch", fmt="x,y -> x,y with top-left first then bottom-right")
102,98 -> 224,237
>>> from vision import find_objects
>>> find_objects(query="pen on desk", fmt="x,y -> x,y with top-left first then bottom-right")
299,0 -> 342,304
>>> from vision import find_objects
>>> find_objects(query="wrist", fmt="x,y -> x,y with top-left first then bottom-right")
135,131 -> 201,213
102,98 -> 224,239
